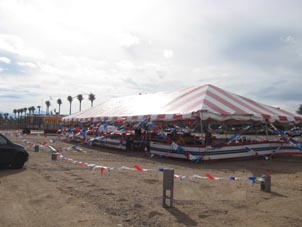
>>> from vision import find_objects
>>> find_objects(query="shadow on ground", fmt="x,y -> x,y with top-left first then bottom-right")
165,206 -> 198,226
0,166 -> 26,178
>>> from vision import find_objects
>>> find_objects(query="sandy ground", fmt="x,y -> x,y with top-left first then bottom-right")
1,132 -> 302,227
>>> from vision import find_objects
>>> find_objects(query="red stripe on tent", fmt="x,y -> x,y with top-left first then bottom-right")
278,116 -> 288,121
211,85 -> 275,116
273,107 -> 301,119
143,115 -> 151,119
207,90 -> 247,114
240,96 -> 278,115
183,98 -> 205,113
294,116 -> 302,121
164,89 -> 207,112
173,114 -> 183,119
163,85 -> 207,109
261,114 -> 271,119
185,98 -> 230,115
156,114 -> 166,120
131,116 -> 138,120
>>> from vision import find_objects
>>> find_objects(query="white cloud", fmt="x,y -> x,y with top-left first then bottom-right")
0,34 -> 44,59
0,56 -> 11,64
115,60 -> 135,70
116,33 -> 140,47
163,49 -> 174,58
282,35 -> 297,45
17,62 -> 36,68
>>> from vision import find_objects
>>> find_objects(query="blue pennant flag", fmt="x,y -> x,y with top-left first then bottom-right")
248,176 -> 257,185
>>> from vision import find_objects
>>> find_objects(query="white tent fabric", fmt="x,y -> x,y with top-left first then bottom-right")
62,84 -> 302,123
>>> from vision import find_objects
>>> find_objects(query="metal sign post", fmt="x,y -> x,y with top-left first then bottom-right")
260,175 -> 271,192
51,152 -> 58,161
162,169 -> 174,208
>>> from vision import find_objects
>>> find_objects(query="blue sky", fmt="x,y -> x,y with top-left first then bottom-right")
0,0 -> 301,115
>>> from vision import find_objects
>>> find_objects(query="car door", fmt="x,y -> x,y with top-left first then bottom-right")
0,134 -> 15,164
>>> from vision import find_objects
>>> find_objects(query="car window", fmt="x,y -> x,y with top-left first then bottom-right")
0,135 -> 8,145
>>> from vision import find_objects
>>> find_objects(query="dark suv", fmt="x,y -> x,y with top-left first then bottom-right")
0,133 -> 29,168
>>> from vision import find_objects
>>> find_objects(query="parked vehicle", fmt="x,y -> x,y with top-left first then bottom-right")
0,133 -> 29,168
286,127 -> 302,137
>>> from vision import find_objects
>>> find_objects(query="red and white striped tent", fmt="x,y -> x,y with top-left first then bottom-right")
62,84 -> 302,123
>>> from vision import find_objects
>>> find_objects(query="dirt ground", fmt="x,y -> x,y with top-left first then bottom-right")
1,132 -> 302,227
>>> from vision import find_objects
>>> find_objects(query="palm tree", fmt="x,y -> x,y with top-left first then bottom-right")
88,93 -> 96,107
20,109 -> 24,117
13,109 -> 17,119
23,107 -> 27,116
67,96 -> 73,115
28,106 -> 35,115
77,94 -> 83,111
17,109 -> 21,118
28,107 -> 33,115
32,106 -> 36,115
297,104 -> 302,115
57,98 -> 62,115
4,113 -> 9,121
37,105 -> 41,115
45,100 -> 51,115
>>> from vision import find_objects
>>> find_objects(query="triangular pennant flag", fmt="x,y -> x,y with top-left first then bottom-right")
134,165 -> 143,171
248,176 -> 257,185
100,167 -> 105,176
206,173 -> 215,180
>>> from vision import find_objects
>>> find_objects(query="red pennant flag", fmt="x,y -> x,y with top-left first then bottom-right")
134,165 -> 143,171
100,167 -> 105,176
206,173 -> 215,180
78,163 -> 86,167
81,139 -> 86,144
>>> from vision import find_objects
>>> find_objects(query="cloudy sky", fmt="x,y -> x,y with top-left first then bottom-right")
0,0 -> 301,116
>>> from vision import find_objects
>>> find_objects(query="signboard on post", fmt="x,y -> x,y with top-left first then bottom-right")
162,169 -> 174,208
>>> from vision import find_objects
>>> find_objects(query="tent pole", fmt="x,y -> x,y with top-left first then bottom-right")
199,112 -> 203,134
265,120 -> 269,141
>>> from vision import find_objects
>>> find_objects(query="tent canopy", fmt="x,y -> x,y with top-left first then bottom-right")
62,84 -> 302,123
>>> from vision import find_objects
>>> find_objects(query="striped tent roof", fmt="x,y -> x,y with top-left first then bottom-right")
62,84 -> 302,123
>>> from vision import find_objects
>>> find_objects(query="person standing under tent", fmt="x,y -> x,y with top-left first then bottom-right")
204,128 -> 212,147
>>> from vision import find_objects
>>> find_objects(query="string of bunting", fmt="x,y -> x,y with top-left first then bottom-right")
3,131 -> 46,137
6,132 -> 264,185
48,145 -> 262,185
